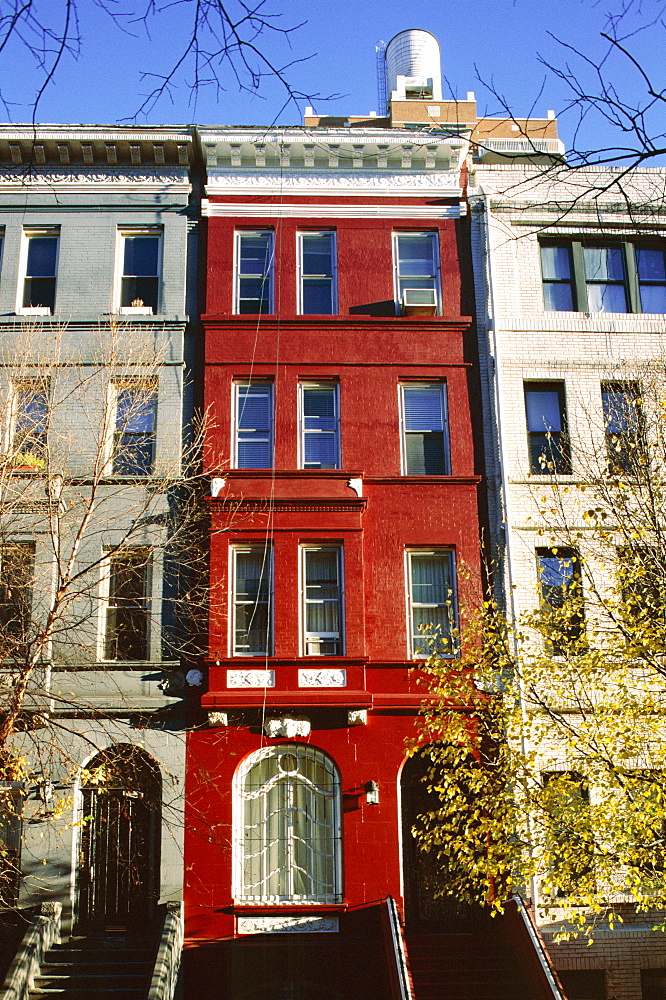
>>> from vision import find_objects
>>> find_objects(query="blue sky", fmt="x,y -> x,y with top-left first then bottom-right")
0,0 -> 663,156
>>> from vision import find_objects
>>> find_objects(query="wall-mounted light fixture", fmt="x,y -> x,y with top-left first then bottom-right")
365,780 -> 379,805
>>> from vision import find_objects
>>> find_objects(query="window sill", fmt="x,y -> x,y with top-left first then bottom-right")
230,903 -> 346,913
120,306 -> 154,315
17,307 -> 51,316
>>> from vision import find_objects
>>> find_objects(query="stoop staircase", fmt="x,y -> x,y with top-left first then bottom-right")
405,930 -> 535,1000
28,932 -> 154,1000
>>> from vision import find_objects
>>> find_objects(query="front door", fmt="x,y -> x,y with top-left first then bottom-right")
401,749 -> 481,932
77,745 -> 160,932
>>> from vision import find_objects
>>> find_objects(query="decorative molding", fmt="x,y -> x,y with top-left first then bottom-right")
227,669 -> 275,688
208,711 -> 229,727
0,168 -> 190,191
264,716 -> 311,738
347,709 -> 367,726
210,477 -> 226,497
237,915 -> 339,935
205,169 -> 461,192
347,478 -> 363,497
203,200 -> 461,219
298,669 -> 347,688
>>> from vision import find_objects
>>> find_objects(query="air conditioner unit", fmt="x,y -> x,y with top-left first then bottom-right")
402,288 -> 438,315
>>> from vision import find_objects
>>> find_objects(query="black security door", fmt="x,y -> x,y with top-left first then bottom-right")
77,745 -> 160,932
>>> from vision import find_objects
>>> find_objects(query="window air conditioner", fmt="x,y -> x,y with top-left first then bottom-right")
402,288 -> 438,315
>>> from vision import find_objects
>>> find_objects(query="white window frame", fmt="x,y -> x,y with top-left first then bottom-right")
392,231 -> 441,316
104,379 -> 158,477
17,228 -> 60,316
297,381 -> 341,470
114,227 -> 163,315
98,547 -> 152,663
399,381 -> 451,475
297,231 -> 337,315
234,230 -> 274,314
233,744 -> 342,904
405,548 -> 457,659
7,378 -> 49,458
299,544 -> 345,656
232,380 -> 274,470
230,544 -> 273,657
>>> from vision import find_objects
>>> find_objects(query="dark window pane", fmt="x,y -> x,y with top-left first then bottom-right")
537,549 -> 585,651
302,280 -> 334,314
525,385 -> 571,474
26,237 -> 57,277
113,390 -> 156,476
587,282 -> 627,313
584,246 -> 625,281
301,234 -> 333,276
602,382 -> 644,474
543,283 -> 574,311
236,385 -> 272,468
639,285 -> 666,313
121,276 -> 159,311
239,235 -> 272,275
637,248 -> 666,281
540,245 -> 572,280
123,236 -> 159,277
23,278 -> 56,310
14,387 -> 48,457
406,433 -> 445,474
104,552 -> 149,661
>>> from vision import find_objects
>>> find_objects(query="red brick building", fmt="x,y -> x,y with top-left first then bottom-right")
184,31 -> 562,1000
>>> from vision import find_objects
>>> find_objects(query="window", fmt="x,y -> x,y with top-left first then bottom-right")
119,230 -> 161,313
234,382 -> 273,469
602,381 -> 645,474
102,549 -> 150,661
394,232 -> 440,313
540,244 -> 575,311
542,772 -> 594,897
540,240 -> 666,314
624,771 -> 666,880
556,970 -> 606,1000
0,789 -> 23,907
618,546 -> 666,630
298,232 -> 336,314
21,231 -> 58,313
299,382 -> 340,470
524,382 -> 571,475
235,231 -> 273,314
110,382 -> 157,476
232,546 -> 272,656
0,543 -> 34,652
301,546 -> 343,655
11,381 -> 48,459
401,382 -> 450,475
536,547 -> 585,652
236,744 -> 341,903
637,247 -> 666,313
407,550 -> 457,657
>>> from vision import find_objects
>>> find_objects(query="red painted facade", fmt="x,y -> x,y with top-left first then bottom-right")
184,180 -> 483,962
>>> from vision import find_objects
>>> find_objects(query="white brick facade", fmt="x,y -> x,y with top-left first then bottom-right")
471,163 -> 666,998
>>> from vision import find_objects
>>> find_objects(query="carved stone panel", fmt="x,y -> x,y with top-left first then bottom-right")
298,669 -> 347,688
237,915 -> 339,935
226,670 -> 275,688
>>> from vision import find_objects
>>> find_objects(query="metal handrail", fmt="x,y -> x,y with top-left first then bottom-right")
512,894 -> 565,1000
386,896 -> 414,1000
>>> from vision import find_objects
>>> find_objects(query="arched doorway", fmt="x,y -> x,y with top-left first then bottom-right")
401,748 -> 481,932
76,744 -> 161,932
